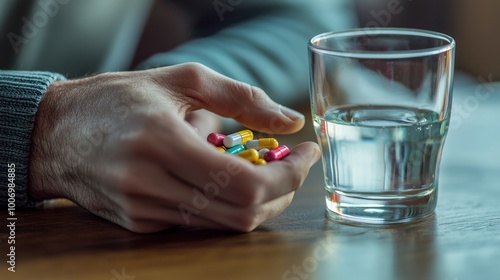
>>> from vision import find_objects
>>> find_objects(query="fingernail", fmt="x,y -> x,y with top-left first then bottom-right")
280,106 -> 304,122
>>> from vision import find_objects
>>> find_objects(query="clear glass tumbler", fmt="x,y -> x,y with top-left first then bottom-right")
308,28 -> 455,224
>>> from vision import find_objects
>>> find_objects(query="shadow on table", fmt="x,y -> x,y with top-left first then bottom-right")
310,215 -> 443,280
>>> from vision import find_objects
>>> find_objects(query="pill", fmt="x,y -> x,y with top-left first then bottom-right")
223,129 -> 253,148
216,147 -> 226,152
226,144 -> 246,154
254,159 -> 267,165
238,149 -> 259,163
258,148 -> 270,159
264,145 -> 290,162
245,138 -> 279,150
207,133 -> 226,146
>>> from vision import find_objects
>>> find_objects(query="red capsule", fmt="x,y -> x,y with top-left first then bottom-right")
207,133 -> 226,147
264,145 -> 290,162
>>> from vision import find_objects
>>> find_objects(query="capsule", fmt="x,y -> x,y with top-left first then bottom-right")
258,148 -> 270,159
207,133 -> 226,147
254,159 -> 267,165
245,138 -> 279,150
238,149 -> 259,163
226,144 -> 246,154
264,145 -> 290,162
216,147 -> 226,152
223,129 -> 253,148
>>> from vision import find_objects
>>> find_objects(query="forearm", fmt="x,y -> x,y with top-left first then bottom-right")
0,71 -> 65,208
139,0 -> 356,105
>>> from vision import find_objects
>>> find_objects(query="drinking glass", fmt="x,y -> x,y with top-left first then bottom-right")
308,28 -> 455,224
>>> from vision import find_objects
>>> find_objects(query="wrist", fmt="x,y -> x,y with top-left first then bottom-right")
28,81 -> 66,201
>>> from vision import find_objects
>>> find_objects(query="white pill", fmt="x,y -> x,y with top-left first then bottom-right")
258,148 -> 270,159
223,134 -> 242,148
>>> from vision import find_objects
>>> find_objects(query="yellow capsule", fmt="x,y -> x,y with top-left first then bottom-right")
254,159 -> 267,165
223,129 -> 254,148
245,138 -> 279,150
238,149 -> 259,163
216,147 -> 226,152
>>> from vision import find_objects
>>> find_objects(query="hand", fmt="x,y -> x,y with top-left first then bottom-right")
28,63 -> 320,233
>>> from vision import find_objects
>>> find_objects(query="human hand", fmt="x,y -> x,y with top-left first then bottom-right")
28,63 -> 320,233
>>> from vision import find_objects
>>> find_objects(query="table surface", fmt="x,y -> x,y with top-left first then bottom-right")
2,80 -> 500,280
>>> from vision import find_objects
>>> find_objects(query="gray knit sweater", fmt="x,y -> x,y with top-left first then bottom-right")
0,71 -> 65,207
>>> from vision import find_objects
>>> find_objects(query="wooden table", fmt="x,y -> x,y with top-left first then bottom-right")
2,79 -> 500,280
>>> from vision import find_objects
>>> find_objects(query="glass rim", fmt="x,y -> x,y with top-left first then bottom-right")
308,28 -> 456,59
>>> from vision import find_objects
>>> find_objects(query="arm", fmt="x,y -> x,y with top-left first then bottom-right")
138,0 -> 357,105
0,71 -> 65,208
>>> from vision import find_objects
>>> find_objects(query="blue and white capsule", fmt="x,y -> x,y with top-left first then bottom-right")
226,144 -> 246,155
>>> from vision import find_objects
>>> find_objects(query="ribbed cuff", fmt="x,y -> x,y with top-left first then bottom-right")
0,71 -> 65,208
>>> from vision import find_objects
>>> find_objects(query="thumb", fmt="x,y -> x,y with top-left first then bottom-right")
152,63 -> 305,134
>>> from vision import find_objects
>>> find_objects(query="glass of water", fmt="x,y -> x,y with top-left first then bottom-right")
308,28 -> 455,224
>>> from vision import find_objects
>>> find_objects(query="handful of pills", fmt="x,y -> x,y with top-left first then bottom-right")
207,129 -> 290,165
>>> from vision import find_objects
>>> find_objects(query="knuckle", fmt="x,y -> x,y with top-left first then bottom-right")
239,84 -> 267,103
183,62 -> 208,74
147,63 -> 209,97
237,182 -> 265,207
115,172 -> 138,195
163,62 -> 210,104
120,131 -> 149,155
180,62 -> 207,87
119,201 -> 161,234
231,208 -> 262,232
250,86 -> 267,101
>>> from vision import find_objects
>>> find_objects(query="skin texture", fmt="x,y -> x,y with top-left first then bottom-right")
28,63 -> 320,233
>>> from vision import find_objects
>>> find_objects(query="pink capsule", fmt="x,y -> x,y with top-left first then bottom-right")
264,145 -> 290,162
207,133 -> 226,147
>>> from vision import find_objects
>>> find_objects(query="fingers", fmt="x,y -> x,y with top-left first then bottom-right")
119,114 -> 320,204
164,191 -> 297,232
105,159 -> 298,233
121,193 -> 297,233
148,63 -> 305,134
99,160 -> 232,232
146,118 -> 320,206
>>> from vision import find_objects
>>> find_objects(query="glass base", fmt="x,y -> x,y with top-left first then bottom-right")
325,187 -> 437,225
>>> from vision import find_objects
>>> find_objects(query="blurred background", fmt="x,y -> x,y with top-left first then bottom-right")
356,0 -> 500,81
1,0 -> 498,81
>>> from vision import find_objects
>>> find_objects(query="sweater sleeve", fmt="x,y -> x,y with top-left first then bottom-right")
138,0 -> 356,106
0,71 -> 65,208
